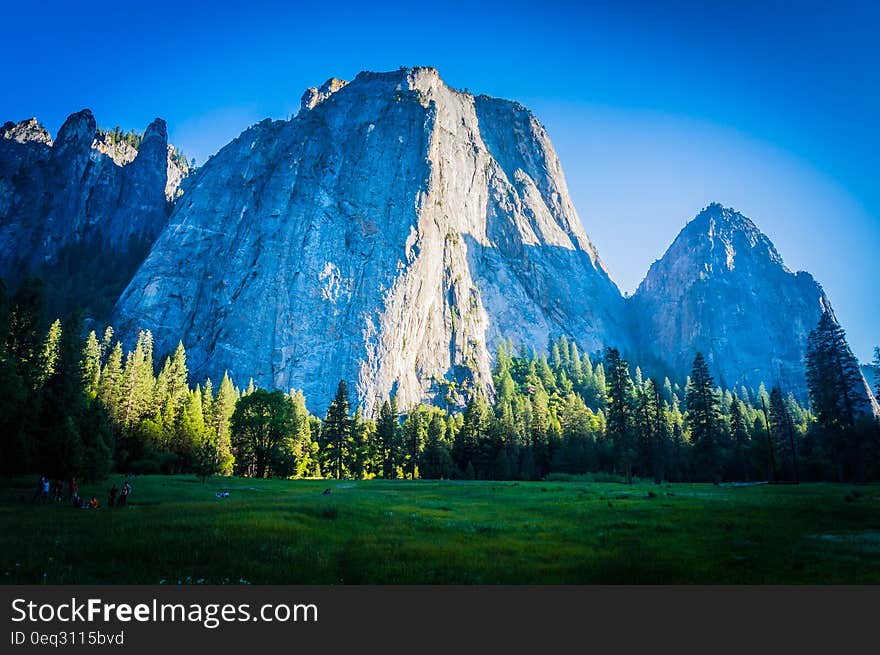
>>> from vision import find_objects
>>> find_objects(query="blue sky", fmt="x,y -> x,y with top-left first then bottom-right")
3,0 -> 878,360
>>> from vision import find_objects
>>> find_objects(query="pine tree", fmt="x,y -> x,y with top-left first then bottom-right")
120,331 -> 155,431
402,406 -> 429,479
493,342 -> 517,405
38,319 -> 62,387
593,362 -> 606,409
604,347 -> 636,483
650,381 -> 670,484
729,397 -> 751,481
156,341 -> 189,431
530,386 -> 551,478
569,341 -> 582,380
98,342 -> 124,426
323,379 -> 351,479
289,390 -> 314,478
806,312 -> 867,481
38,315 -> 112,480
37,318 -> 82,477
0,280 -> 30,474
7,277 -> 45,386
100,326 -> 114,362
559,392 -> 597,474
551,342 -> 562,371
453,394 -> 491,478
180,387 -> 207,454
376,397 -> 401,478
537,356 -> 556,394
806,312 -> 864,430
635,379 -> 665,482
421,412 -> 452,479
769,386 -> 798,481
202,378 -> 214,428
686,352 -> 722,483
83,330 -> 101,398
211,372 -> 238,475
347,407 -> 372,479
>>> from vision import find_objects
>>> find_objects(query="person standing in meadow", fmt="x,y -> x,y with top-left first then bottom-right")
32,476 -> 48,503
119,480 -> 131,507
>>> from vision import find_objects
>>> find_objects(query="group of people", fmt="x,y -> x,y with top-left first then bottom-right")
107,481 -> 132,507
31,476 -> 74,504
31,476 -> 131,510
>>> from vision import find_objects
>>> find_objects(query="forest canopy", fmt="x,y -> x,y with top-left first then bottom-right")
0,277 -> 877,484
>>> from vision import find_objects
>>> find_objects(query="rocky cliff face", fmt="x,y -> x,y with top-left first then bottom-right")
0,109 -> 188,317
630,203 -> 875,411
114,67 -> 628,414
7,72 -> 870,416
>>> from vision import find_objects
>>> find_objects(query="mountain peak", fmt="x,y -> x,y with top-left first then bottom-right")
351,66 -> 440,84
2,118 -> 53,146
677,203 -> 784,271
688,202 -> 757,233
300,77 -> 349,112
133,117 -> 169,165
54,109 -> 96,154
632,204 -> 832,398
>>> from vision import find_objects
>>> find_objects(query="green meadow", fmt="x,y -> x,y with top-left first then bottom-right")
2,476 -> 879,584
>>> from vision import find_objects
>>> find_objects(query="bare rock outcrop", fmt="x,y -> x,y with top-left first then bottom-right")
0,110 -> 188,318
114,67 -> 628,413
630,202 -> 876,413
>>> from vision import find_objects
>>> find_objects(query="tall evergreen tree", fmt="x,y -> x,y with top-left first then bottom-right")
120,331 -> 155,431
604,347 -> 636,483
402,405 -> 429,479
376,397 -> 402,478
323,379 -> 352,479
421,412 -> 453,479
289,389 -> 316,478
98,342 -> 124,427
453,394 -> 491,478
686,352 -> 722,483
0,280 -> 30,474
100,326 -> 114,363
83,330 -> 101,398
347,407 -> 372,479
529,386 -> 551,478
38,319 -> 62,387
806,312 -> 867,481
806,312 -> 865,430
7,277 -> 45,385
769,386 -> 798,482
37,319 -> 82,478
635,379 -> 666,483
39,316 -> 113,480
558,392 -> 597,474
728,397 -> 751,481
210,371 -> 238,475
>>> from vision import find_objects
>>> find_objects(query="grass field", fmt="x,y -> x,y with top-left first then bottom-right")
2,475 -> 879,584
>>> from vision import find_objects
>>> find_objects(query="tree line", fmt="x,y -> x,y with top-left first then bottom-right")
1,277 -> 877,484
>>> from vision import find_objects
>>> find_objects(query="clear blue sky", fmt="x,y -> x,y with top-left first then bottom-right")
3,0 -> 878,360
